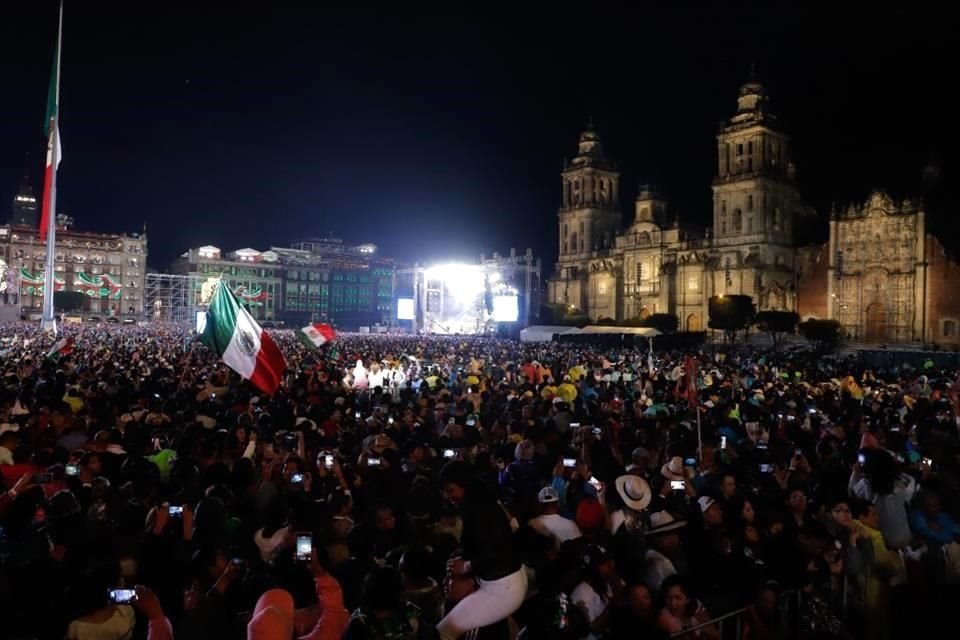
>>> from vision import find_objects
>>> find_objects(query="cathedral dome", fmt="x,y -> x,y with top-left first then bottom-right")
577,121 -> 604,157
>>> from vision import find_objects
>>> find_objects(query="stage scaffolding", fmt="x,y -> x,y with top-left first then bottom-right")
144,273 -> 201,325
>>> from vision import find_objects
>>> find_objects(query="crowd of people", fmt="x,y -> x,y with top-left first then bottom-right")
0,321 -> 959,640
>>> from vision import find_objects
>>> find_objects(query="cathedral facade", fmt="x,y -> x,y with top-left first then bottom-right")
547,78 -> 960,346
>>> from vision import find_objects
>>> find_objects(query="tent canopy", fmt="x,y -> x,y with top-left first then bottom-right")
578,325 -> 662,337
519,325 -> 581,343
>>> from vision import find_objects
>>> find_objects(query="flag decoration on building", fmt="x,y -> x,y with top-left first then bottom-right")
298,323 -> 337,349
39,9 -> 62,241
46,335 -> 74,360
199,280 -> 286,395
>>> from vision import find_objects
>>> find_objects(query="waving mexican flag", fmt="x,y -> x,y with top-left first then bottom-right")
200,281 -> 286,395
298,323 -> 336,349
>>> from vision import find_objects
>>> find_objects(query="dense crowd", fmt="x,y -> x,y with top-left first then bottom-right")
0,322 -> 959,640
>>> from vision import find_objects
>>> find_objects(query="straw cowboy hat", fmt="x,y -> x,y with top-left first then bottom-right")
660,456 -> 685,481
645,510 -> 687,536
614,475 -> 652,511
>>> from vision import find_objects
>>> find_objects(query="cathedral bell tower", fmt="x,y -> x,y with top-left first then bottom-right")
712,75 -> 804,247
557,119 -> 622,260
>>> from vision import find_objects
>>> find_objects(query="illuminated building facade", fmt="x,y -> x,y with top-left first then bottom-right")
548,75 -> 960,345
172,238 -> 399,328
0,223 -> 147,317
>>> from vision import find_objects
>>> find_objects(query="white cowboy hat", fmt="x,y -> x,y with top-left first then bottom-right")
660,456 -> 685,481
615,475 -> 652,511
646,510 -> 687,536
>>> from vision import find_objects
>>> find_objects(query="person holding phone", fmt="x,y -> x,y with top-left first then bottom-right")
64,570 -> 136,640
437,461 -> 527,640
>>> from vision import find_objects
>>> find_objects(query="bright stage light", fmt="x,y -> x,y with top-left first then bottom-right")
492,295 -> 519,322
424,263 -> 485,302
397,297 -> 415,320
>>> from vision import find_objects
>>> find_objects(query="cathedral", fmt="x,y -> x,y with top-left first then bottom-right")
547,77 -> 960,346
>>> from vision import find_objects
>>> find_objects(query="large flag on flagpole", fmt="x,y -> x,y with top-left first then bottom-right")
39,2 -> 63,241
199,280 -> 286,395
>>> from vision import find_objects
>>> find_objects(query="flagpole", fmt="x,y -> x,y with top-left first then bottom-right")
41,1 -> 64,333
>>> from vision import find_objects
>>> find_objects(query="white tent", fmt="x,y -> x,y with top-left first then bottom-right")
578,325 -> 662,337
519,325 -> 581,343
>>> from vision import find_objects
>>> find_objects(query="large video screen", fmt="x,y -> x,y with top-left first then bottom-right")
397,297 -> 415,320
492,295 -> 519,322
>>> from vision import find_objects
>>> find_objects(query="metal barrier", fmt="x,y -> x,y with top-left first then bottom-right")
669,579 -> 852,640
669,605 -> 749,638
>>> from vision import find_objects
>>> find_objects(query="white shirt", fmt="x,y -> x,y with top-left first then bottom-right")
368,370 -> 386,389
571,581 -> 610,623
529,512 -> 582,548
66,606 -> 135,640
644,548 -> 677,593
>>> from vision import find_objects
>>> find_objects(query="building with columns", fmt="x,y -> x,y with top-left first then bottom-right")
549,77 -> 812,332
549,76 -> 960,345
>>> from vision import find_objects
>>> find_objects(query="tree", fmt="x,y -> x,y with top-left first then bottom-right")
541,303 -> 590,327
755,310 -> 799,351
798,318 -> 842,353
639,313 -> 679,334
708,295 -> 755,343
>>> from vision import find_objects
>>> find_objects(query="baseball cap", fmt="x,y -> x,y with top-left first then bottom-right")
538,486 -> 560,504
698,496 -> 717,513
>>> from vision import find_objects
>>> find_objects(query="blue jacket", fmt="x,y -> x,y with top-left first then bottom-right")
909,509 -> 960,545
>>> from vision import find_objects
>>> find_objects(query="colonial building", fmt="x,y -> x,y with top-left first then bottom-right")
0,223 -> 147,317
548,77 -> 960,346
172,238 -> 399,328
796,192 -> 960,345
171,246 -> 283,321
549,78 -> 811,332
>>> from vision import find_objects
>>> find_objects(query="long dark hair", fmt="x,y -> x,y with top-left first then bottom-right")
438,460 -> 496,508
861,448 -> 897,495
660,574 -> 698,618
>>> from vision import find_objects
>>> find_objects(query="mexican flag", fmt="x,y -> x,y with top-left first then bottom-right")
298,323 -> 336,349
200,280 -> 286,395
46,335 -> 74,360
39,4 -> 63,240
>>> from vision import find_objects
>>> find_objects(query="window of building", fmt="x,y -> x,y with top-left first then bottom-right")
687,275 -> 699,291
944,320 -> 957,338
736,143 -> 743,156
747,141 -> 753,155
747,216 -> 753,234
733,209 -> 742,232
598,281 -> 607,295
747,195 -> 753,211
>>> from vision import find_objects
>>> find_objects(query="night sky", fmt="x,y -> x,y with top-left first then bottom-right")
2,5 -> 956,271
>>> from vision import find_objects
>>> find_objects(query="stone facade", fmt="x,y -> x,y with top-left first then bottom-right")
548,77 -> 960,346
798,192 -> 960,345
549,79 -> 812,330
0,224 -> 146,317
